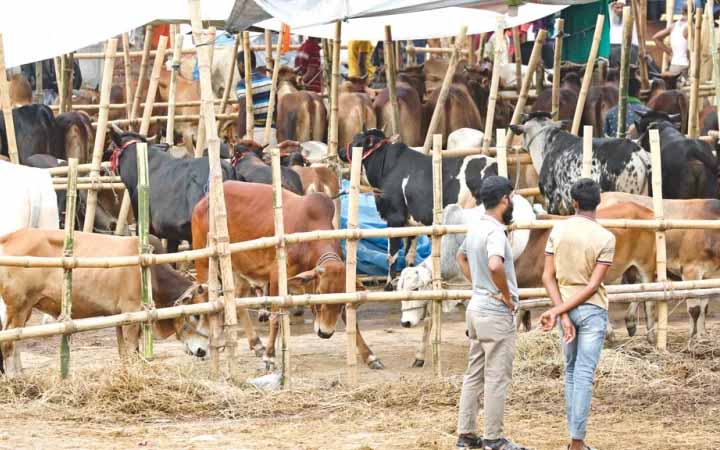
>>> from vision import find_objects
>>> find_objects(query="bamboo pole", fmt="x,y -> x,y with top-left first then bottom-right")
407,40 -> 417,65
345,146 -> 363,386
54,175 -> 121,184
467,35 -> 476,65
571,15 -> 605,135
166,30 -> 183,145
384,26 -> 401,140
688,0 -> 695,52
52,99 -> 240,112
504,30 -> 548,149
130,25 -> 154,132
582,126 -> 593,178
264,29 -> 273,70
271,147 -> 291,387
0,34 -> 19,164
54,182 -> 126,191
631,0 -> 650,90
422,26 -> 469,153
59,158 -> 78,379
551,19 -> 565,120
395,41 -> 402,71
662,0 -> 676,72
710,5 -> 720,138
57,55 -> 67,114
140,36 -> 168,135
649,129 -> 668,350
479,33 -> 487,61
264,35 -> 283,146
72,45 -> 320,60
328,21 -> 342,158
97,112 -> 237,127
512,26 -> 522,94
122,33 -> 134,121
189,0 -> 239,375
219,34 -> 241,115
34,61 -> 43,104
496,129 -> 508,178
688,8 -> 703,138
431,135 -> 444,377
136,143 -> 154,359
242,31 -> 255,140
83,39 -> 118,233
617,6 -> 633,139
482,17 -> 506,152
322,38 -> 332,96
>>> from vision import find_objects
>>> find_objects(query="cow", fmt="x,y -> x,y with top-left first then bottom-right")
463,62 -> 514,132
158,70 -> 200,154
422,58 -> 468,96
372,81 -> 423,146
600,192 -> 720,341
231,140 -> 304,195
339,128 -> 500,288
634,110 -> 718,199
54,111 -> 94,164
0,159 -> 59,235
9,74 -> 32,107
338,92 -> 377,151
191,181 -> 384,370
0,104 -> 59,164
647,89 -> 688,135
275,67 -> 327,143
278,141 -> 340,198
532,72 -> 580,125
509,112 -> 650,215
106,126 -> 236,254
423,76 -> 483,146
0,229 -> 209,376
397,65 -> 426,101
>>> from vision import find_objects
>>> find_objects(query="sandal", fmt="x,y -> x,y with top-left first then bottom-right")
484,438 -> 529,450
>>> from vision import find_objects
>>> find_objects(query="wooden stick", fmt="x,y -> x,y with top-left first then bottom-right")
130,25 -> 153,132
263,35 -> 283,146
478,33 -> 487,61
649,129 -> 668,350
271,147 -> 291,387
431,135 -> 444,377
242,31 -> 255,140
34,61 -> 43,104
710,3 -> 720,138
617,6 -> 633,139
166,29 -> 183,146
52,99 -> 242,112
264,29 -> 273,70
98,112 -> 237,127
582,126 -> 593,178
59,158 -> 78,379
512,26 -> 522,94
322,38 -> 332,96
551,19 -> 565,120
395,41 -> 402,71
53,175 -> 121,184
688,8 -> 703,138
422,26 -> 469,153
504,30 -> 548,149
631,0 -> 650,90
219,33 -> 241,115
0,34 -> 19,164
688,0 -> 695,52
140,36 -> 168,135
662,0 -> 676,72
328,21 -> 342,158
73,45 -> 322,60
58,55 -> 67,113
83,39 -> 117,233
54,182 -> 126,191
467,35 -> 476,65
384,26 -> 401,140
407,40 -> 417,65
496,129 -> 508,178
571,15 -> 605,135
122,33 -> 134,121
136,143 -> 154,359
345,146 -> 363,386
482,17 -> 506,152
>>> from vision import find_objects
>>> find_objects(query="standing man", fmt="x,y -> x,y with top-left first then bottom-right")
236,50 -> 273,134
455,176 -> 528,450
347,40 -> 375,78
541,178 -> 615,450
295,37 -> 322,93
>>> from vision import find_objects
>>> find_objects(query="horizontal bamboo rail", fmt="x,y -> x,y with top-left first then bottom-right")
72,45 -> 322,60
54,182 -> 126,191
93,113 -> 236,127
47,162 -> 112,175
53,175 -> 121,184
50,98 -> 239,112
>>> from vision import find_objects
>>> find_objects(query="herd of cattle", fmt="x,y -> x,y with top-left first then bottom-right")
1,54 -> 719,375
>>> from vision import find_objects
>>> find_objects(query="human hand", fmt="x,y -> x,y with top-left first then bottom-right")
539,308 -> 558,331
560,314 -> 576,344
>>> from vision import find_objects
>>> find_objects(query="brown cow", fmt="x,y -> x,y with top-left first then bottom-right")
9,74 -> 32,107
278,140 -> 341,200
54,111 -> 94,163
276,67 -> 327,143
422,58 -> 467,96
158,70 -> 200,153
337,79 -> 377,149
423,76 -> 482,146
191,182 -> 383,370
647,88 -> 689,135
0,229 -> 209,376
372,81 -> 423,146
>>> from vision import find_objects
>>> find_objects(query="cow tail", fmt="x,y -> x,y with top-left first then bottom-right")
283,109 -> 298,142
680,95 -> 689,135
688,145 -> 719,176
594,94 -> 603,137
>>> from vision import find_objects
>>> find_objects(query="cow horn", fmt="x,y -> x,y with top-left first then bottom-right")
341,73 -> 349,81
668,113 -> 681,123
635,109 -> 648,119
110,123 -> 124,136
360,73 -> 368,81
520,113 -> 530,123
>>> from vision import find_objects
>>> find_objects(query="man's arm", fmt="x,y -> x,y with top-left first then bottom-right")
489,255 -> 515,311
549,262 -> 611,316
541,254 -> 576,342
456,251 -> 471,281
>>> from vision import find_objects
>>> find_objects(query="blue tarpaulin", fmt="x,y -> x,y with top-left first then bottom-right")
339,180 -> 431,275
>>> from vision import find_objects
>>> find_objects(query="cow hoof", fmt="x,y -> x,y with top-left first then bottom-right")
627,324 -> 637,337
264,360 -> 276,372
411,359 -> 425,368
253,344 -> 266,358
368,359 -> 385,370
384,283 -> 395,292
647,330 -> 657,346
258,310 -> 271,322
290,307 -> 304,317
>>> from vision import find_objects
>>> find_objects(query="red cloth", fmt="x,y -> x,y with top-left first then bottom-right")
151,24 -> 170,50
295,39 -> 322,93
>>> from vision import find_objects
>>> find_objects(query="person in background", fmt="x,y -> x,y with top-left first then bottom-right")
236,50 -> 273,131
347,40 -> 375,77
455,176 -> 529,450
294,36 -> 322,93
21,59 -> 82,105
602,76 -> 648,137
653,4 -> 689,75
541,178 -> 615,450
413,39 -> 427,64
608,0 -> 639,67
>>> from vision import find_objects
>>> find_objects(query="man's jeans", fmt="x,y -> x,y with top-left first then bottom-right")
559,304 -> 607,440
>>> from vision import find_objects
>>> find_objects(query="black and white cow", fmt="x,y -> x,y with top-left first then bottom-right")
634,110 -> 718,199
339,128 -> 499,289
510,112 -> 650,215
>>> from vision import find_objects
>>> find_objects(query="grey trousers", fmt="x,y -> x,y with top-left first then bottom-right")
457,309 -> 516,439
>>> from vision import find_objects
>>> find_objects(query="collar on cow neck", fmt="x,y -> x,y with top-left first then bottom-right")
316,251 -> 342,267
110,139 -> 142,173
346,138 -> 390,164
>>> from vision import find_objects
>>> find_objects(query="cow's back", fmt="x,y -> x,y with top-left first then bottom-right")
0,161 -> 59,235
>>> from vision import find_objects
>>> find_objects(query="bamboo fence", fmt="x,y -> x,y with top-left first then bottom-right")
571,15 -> 605,135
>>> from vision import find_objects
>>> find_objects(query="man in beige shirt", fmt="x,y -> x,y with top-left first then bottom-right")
540,179 -> 615,450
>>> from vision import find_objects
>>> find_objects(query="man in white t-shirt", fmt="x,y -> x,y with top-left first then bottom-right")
609,0 -> 639,67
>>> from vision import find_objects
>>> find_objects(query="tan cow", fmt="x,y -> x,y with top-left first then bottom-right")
9,74 -> 32,107
157,70 -> 201,154
0,229 -> 208,376
423,77 -> 483,147
373,81 -> 423,146
276,67 -> 327,143
338,78 -> 377,149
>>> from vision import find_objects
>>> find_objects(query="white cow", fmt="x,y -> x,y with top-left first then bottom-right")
447,128 -> 484,151
399,195 -> 534,367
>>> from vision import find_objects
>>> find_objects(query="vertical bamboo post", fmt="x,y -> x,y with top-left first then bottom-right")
512,26 -> 522,94
649,129 -> 668,350
322,38 -> 332,96
140,36 -> 168,135
631,0 -> 650,90
59,158 -> 79,379
83,39 -> 117,233
431,134 -> 444,377
264,29 -> 273,70
407,40 -> 416,65
271,148 -> 291,387
582,126 -> 593,178
64,53 -> 75,112
617,6 -> 633,139
0,34 -> 20,164
207,27 -> 217,71
264,36 -> 283,146
189,0 -> 239,376
194,28 -> 215,157
422,26 -> 468,153
167,30 -> 183,145
551,19 -> 565,120
710,4 -> 720,136
34,61 -> 43,104
571,15 -> 605,135
395,41 -> 402,71
467,35 -> 476,65
662,0 -> 676,72
504,30 -> 548,149
328,21 -> 342,158
496,129 -> 508,178
688,0 -> 695,52
482,18 -> 506,152
58,55 -> 67,113
122,33 -> 134,121
384,26 -> 401,140
219,33 -> 241,115
136,143 -> 154,359
345,146 -> 363,386
242,31 -> 255,140
479,33 -> 487,61
130,25 -> 153,132
688,8 -> 703,138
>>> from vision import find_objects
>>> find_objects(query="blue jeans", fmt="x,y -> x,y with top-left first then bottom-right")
559,304 -> 607,440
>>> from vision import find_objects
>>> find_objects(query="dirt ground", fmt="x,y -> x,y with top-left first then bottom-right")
0,299 -> 718,450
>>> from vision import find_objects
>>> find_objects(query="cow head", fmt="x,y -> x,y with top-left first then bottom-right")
339,128 -> 388,163
231,139 -> 267,165
160,283 -> 210,358
340,73 -> 378,98
510,112 -> 564,174
633,109 -> 681,136
278,140 -> 306,166
277,66 -> 301,89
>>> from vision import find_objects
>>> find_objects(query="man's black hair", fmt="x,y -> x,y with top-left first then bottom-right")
479,176 -> 513,209
629,77 -> 641,98
571,178 -> 601,211
236,50 -> 257,72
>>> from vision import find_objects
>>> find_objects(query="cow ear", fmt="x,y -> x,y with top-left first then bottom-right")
635,109 -> 647,119
509,124 -> 526,135
520,113 -> 529,123
668,113 -> 681,123
341,73 -> 349,81
356,279 -> 367,291
288,268 -> 319,289
360,73 -> 368,81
